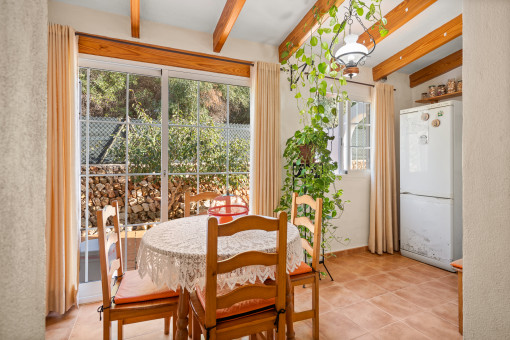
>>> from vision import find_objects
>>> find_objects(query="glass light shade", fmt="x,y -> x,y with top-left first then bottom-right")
334,34 -> 369,67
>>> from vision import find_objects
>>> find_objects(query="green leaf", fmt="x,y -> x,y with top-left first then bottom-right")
382,17 -> 388,25
294,92 -> 302,99
280,51 -> 289,59
318,62 -> 327,74
309,87 -> 317,93
318,28 -> 324,35
380,28 -> 389,37
333,23 -> 341,33
318,104 -> 325,113
296,48 -> 304,58
357,7 -> 364,16
322,116 -> 329,123
321,42 -> 328,50
329,5 -> 337,17
310,36 -> 318,46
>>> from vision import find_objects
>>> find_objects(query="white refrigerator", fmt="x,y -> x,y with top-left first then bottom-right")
399,100 -> 462,271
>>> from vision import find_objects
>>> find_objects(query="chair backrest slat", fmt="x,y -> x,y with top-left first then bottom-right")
97,201 -> 123,307
216,285 -> 277,310
217,251 -> 277,274
293,216 -> 315,234
218,215 -> 279,236
291,193 -> 323,271
184,191 -> 219,217
204,213 -> 287,334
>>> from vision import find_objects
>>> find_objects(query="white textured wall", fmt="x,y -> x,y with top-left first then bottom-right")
48,0 -> 278,63
0,0 -> 48,338
411,66 -> 463,107
463,0 -> 510,337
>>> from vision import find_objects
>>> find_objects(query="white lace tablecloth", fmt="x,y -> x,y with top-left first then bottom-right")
137,215 -> 303,292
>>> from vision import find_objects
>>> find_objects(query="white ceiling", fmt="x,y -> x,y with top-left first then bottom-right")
54,0 -> 463,74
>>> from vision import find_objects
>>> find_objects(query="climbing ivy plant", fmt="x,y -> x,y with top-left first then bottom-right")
276,0 -> 387,253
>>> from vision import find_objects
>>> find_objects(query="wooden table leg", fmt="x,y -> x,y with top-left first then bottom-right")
176,287 -> 190,340
458,271 -> 463,335
286,275 -> 295,340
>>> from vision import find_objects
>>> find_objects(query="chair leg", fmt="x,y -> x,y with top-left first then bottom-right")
172,311 -> 177,339
103,313 -> 111,340
188,308 -> 193,339
312,276 -> 319,340
192,313 -> 201,340
118,320 -> 123,340
266,329 -> 274,340
164,316 -> 170,335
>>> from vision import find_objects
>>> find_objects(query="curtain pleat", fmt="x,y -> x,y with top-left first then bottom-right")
368,83 -> 399,254
46,23 -> 78,314
250,62 -> 281,216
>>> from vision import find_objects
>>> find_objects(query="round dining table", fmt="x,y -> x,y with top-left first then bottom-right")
136,215 -> 303,340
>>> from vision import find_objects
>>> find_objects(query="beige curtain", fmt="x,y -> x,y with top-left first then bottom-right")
46,23 -> 79,314
250,61 -> 281,216
369,83 -> 399,254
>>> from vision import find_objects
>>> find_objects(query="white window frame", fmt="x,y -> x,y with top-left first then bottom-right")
78,56 -> 251,302
337,99 -> 372,174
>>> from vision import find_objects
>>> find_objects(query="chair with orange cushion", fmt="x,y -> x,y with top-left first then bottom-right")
96,201 -> 180,340
289,192 -> 323,339
189,214 -> 288,340
184,190 -> 219,217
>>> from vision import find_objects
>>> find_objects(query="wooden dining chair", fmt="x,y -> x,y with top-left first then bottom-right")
189,213 -> 288,340
289,192 -> 323,340
97,201 -> 180,340
184,190 -> 219,217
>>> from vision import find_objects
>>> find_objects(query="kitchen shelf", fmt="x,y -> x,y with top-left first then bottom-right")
415,91 -> 462,104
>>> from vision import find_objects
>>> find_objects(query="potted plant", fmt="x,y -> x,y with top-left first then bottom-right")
276,0 -> 387,254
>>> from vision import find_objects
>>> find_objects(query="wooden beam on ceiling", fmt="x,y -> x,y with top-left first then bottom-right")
213,0 -> 246,53
278,0 -> 345,63
131,0 -> 140,38
372,14 -> 462,81
357,0 -> 437,49
409,49 -> 462,88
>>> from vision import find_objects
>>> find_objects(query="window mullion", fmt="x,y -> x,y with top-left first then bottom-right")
226,85 -> 230,193
84,67 -> 90,283
161,70 -> 169,222
124,73 -> 129,270
196,82 -> 200,194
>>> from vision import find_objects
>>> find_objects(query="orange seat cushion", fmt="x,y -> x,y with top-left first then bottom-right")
451,259 -> 463,270
290,261 -> 313,276
196,284 -> 275,320
113,270 -> 179,305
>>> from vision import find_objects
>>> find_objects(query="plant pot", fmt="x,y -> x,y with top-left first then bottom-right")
299,144 -> 315,164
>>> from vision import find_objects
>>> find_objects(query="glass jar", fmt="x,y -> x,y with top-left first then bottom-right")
457,80 -> 462,92
428,85 -> 437,98
447,78 -> 456,93
437,84 -> 446,96
421,93 -> 428,100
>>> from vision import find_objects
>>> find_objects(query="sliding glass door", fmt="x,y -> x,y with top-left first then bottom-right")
78,60 -> 250,286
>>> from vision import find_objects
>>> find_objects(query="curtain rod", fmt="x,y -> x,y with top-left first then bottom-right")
280,67 -> 396,91
75,32 -> 255,67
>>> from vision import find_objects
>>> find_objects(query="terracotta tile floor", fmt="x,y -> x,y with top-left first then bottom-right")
46,251 -> 462,339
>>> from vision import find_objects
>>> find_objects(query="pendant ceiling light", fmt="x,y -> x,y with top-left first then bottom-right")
330,0 -> 376,78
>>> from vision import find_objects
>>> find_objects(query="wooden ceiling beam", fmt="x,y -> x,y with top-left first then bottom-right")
357,0 -> 437,49
372,14 -> 462,81
278,0 -> 345,63
131,0 -> 140,38
213,0 -> 246,53
409,49 -> 462,88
